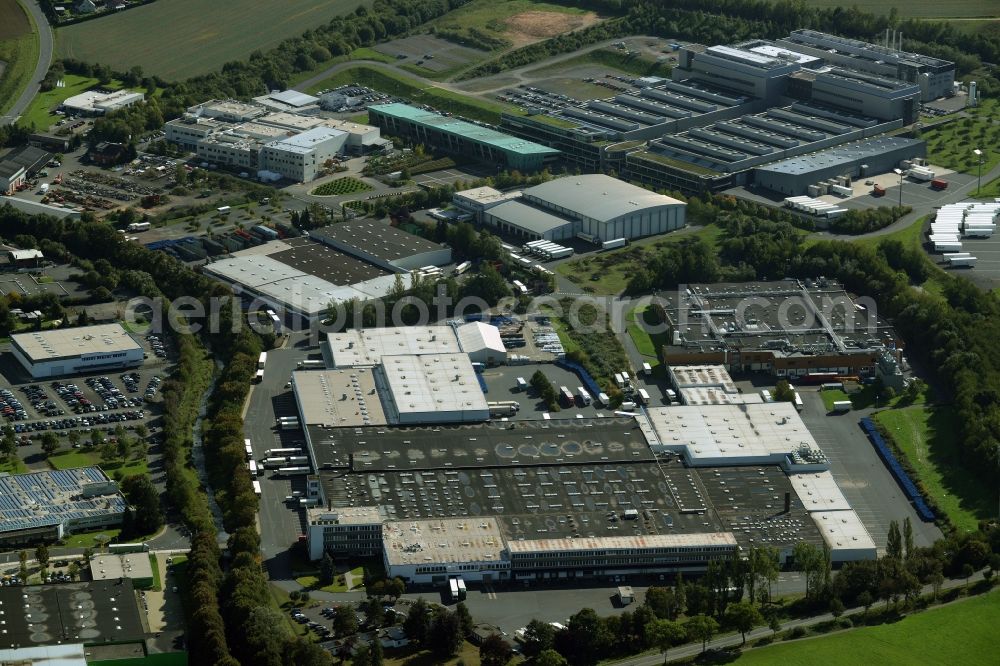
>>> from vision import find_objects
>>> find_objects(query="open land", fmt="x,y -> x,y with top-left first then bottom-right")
428,0 -> 601,50
17,74 -> 133,131
0,0 -> 38,117
773,1 -> 1000,18
735,591 -> 999,665
56,0 -> 371,80
922,100 -> 1000,174
874,405 -> 994,532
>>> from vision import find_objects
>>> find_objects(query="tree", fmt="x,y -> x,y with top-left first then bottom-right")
792,542 -> 824,600
773,379 -> 796,402
18,550 -> 27,581
35,544 -> 49,568
535,649 -> 569,666
829,598 -> 845,618
644,619 -> 686,665
962,563 -> 975,588
67,430 -> 80,449
319,552 -> 335,585
362,597 -> 385,628
522,619 -> 556,658
886,520 -> 903,561
685,614 -> 719,653
480,633 -> 513,666
68,561 -> 80,581
455,601 -> 473,637
0,426 -> 16,460
723,601 -> 762,645
333,604 -> 358,637
429,607 -> 462,659
370,639 -> 384,666
645,586 -> 681,620
403,598 -> 431,644
562,608 -> 612,665
903,517 -> 914,560
40,431 -> 59,458
352,644 -> 371,666
858,590 -> 873,615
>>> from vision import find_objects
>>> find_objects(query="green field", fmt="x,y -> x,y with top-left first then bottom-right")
311,177 -> 372,196
48,447 -> 149,479
874,405 -> 994,532
0,0 -> 39,117
428,0 -> 595,51
625,305 -> 667,371
57,0 -> 371,80
922,100 -> 1000,174
820,388 -> 851,411
976,175 -> 1000,199
62,528 -> 121,548
555,224 -> 724,296
527,47 -> 673,79
18,74 -> 115,130
771,1 -> 999,18
305,65 -> 522,124
735,591 -> 999,665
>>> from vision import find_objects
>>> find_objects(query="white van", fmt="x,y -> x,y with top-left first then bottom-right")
516,377 -> 528,392
637,389 -> 650,405
620,401 -> 637,411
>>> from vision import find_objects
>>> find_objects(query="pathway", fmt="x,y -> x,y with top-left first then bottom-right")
1,1 -> 54,125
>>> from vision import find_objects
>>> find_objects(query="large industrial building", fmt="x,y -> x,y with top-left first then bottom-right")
61,89 -> 144,116
655,279 -> 902,379
326,323 -> 507,368
164,98 -> 389,182
368,103 -> 560,171
0,467 -> 128,547
202,223 -> 451,324
499,29 -> 945,194
455,174 -> 686,242
10,323 -> 144,379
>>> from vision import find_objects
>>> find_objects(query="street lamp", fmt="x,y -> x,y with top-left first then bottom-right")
893,168 -> 904,208
974,148 -> 984,197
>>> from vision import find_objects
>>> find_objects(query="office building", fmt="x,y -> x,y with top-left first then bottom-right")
10,324 -> 144,379
61,89 -> 144,116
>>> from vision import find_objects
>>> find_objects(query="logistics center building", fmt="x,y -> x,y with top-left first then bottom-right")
10,323 -> 144,379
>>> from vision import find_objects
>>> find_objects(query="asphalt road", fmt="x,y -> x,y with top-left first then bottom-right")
1,0 -> 53,125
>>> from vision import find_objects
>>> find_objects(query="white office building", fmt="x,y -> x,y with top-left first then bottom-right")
259,127 -> 347,182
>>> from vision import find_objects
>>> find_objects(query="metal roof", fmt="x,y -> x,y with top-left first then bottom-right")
12,324 -> 141,362
524,174 -> 684,224
370,103 -> 559,156
484,200 -> 574,236
269,89 -> 319,107
756,136 -> 924,176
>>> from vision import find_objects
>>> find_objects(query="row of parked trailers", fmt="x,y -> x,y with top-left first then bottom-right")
146,223 -> 298,261
521,240 -> 574,260
930,202 -> 999,265
783,196 -> 848,219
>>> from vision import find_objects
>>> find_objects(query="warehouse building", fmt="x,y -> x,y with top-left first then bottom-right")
368,103 -> 560,171
376,353 -> 489,424
61,89 -> 144,116
667,363 -> 763,406
656,279 -> 902,378
292,368 -> 387,428
309,221 -> 452,272
776,29 -> 956,102
0,145 -> 51,195
451,186 -> 522,222
326,323 -> 506,368
202,237 -> 421,324
90,552 -> 154,587
753,135 -> 925,196
475,174 -> 686,242
0,467 -> 127,547
10,323 -> 143,379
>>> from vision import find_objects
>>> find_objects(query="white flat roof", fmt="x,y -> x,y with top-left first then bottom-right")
679,387 -> 764,405
63,89 -> 143,111
12,323 -> 141,361
749,44 -> 821,65
309,505 -> 382,525
383,517 -> 505,566
456,321 -> 506,355
90,552 -> 153,581
454,186 -> 523,207
380,353 -> 488,416
269,89 -> 319,107
507,531 -> 738,553
788,470 -> 851,512
293,368 -> 386,427
523,174 -> 684,224
327,327 -> 462,367
812,510 -> 877,554
267,126 -> 345,153
669,364 -> 738,391
203,254 -> 302,288
645,402 -> 824,465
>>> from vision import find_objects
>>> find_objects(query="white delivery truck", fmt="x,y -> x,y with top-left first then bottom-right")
642,362 -> 652,376
832,400 -> 852,413
516,377 -> 528,392
636,389 -> 650,405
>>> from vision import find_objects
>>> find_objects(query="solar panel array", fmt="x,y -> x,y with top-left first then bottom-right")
0,467 -> 127,533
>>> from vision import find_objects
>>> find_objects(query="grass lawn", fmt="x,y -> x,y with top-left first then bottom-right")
735,590 -> 999,665
976,174 -> 1000,199
820,388 -> 851,411
57,0 -> 372,80
269,584 -> 312,638
304,65 -> 522,124
527,47 -> 673,78
149,553 -> 161,591
48,448 -> 149,479
384,639 -> 485,666
287,45 -> 396,86
874,405 -> 994,532
0,456 -> 28,474
62,528 -> 121,549
556,224 -> 723,296
311,177 -> 372,196
921,100 -> 1000,174
0,0 -> 39,118
625,305 -> 668,371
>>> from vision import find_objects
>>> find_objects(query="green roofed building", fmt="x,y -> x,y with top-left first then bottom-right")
368,103 -> 560,171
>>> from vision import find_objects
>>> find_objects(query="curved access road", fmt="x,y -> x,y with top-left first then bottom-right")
1,0 -> 53,126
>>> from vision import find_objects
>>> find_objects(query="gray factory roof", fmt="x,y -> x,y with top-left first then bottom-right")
0,580 -> 145,649
293,368 -> 387,427
379,353 -> 488,418
524,175 -> 684,223
11,324 -> 141,362
757,136 -> 923,176
383,517 -> 506,566
485,200 -> 574,235
310,221 -> 445,262
269,237 -> 389,285
0,467 -> 126,534
327,327 -> 463,367
268,89 -> 319,107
